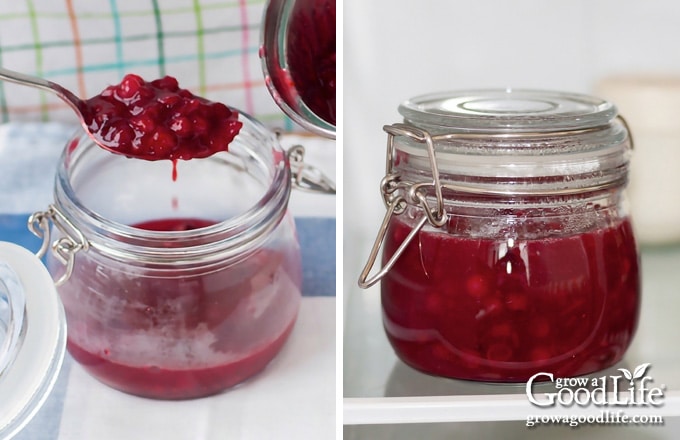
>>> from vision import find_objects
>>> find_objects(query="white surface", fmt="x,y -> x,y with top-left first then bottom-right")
0,242 -> 66,440
345,394 -> 680,425
344,418 -> 680,440
57,297 -> 335,440
343,245 -> 680,429
0,123 -> 72,214
595,75 -> 680,245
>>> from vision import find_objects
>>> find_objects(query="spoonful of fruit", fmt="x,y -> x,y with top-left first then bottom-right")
0,67 -> 242,161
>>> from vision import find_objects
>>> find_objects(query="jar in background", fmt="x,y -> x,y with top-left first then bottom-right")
261,0 -> 336,138
360,90 -> 640,382
35,112 -> 302,399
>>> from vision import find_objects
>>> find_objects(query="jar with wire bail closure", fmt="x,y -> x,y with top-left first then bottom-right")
28,111 -> 335,400
359,89 -> 640,382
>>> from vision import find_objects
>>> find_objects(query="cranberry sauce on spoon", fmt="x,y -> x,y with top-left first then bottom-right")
80,74 -> 243,161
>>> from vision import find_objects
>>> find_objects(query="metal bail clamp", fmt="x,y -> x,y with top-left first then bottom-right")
28,204 -> 89,286
358,123 -> 447,289
287,144 -> 336,195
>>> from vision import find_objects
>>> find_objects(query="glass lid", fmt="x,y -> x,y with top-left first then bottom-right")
0,242 -> 66,440
0,259 -> 25,378
398,89 -> 618,133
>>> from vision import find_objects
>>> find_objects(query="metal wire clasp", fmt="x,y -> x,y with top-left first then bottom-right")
28,204 -> 89,286
358,123 -> 447,289
287,144 -> 336,194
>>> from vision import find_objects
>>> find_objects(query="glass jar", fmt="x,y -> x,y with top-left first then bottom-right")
35,112 -> 303,399
359,89 -> 640,382
261,0 -> 336,138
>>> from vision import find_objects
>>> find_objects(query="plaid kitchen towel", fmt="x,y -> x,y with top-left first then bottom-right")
0,4 -> 336,437
0,0 -> 296,131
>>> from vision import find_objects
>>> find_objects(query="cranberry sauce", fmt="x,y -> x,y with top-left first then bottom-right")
80,74 -> 243,161
66,320 -> 296,400
134,217 -> 215,231
381,216 -> 640,382
60,218 -> 302,399
286,0 -> 336,124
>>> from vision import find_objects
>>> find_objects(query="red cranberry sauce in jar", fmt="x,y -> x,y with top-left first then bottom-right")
80,74 -> 243,160
382,211 -> 640,382
60,218 -> 302,399
286,0 -> 336,125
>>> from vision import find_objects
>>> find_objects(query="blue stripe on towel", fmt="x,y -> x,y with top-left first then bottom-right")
0,215 -> 336,297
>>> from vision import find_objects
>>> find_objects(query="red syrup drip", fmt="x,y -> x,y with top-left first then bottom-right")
382,217 -> 640,382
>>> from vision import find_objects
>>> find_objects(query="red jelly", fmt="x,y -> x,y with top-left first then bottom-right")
382,216 -> 640,382
80,74 -> 242,160
286,0 -> 336,125
58,218 -> 302,399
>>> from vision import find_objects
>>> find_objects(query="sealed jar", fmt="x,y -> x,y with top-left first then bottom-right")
359,89 -> 641,382
32,112 -> 305,399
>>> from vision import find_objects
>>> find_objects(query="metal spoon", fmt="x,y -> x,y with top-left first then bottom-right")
0,66 -> 101,147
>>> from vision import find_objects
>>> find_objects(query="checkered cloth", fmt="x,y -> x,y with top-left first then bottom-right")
0,6 -> 335,437
0,0 -> 295,131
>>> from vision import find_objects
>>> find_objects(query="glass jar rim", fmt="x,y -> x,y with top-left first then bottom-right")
53,111 -> 292,266
398,89 -> 618,133
388,89 -> 631,186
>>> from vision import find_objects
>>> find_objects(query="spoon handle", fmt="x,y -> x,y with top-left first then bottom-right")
0,66 -> 55,93
0,66 -> 83,112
